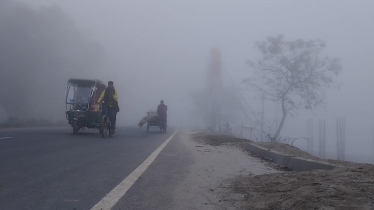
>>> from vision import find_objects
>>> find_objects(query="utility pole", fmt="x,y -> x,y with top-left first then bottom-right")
319,119 -> 326,159
336,117 -> 345,160
307,119 -> 313,154
372,128 -> 374,163
260,93 -> 264,141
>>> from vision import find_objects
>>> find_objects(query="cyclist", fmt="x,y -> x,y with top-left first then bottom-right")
97,81 -> 118,134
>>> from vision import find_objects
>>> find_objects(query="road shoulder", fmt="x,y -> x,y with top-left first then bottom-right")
171,129 -> 281,210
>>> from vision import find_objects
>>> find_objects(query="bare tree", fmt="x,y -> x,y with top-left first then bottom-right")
244,35 -> 342,142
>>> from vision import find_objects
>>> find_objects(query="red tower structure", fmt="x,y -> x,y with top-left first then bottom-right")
208,48 -> 222,132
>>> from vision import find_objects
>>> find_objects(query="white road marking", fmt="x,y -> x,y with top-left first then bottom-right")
0,137 -> 13,140
90,130 -> 178,210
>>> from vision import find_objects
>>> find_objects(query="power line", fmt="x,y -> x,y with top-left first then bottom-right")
221,64 -> 261,123
222,85 -> 254,125
221,64 -> 263,139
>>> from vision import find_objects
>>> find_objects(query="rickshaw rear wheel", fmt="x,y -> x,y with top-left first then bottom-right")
73,121 -> 79,135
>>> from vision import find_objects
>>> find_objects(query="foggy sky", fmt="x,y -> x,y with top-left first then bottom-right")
2,0 -> 374,162
0,0 -> 105,120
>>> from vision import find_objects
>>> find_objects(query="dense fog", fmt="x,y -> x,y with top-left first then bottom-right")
0,0 -> 104,121
1,0 -> 374,163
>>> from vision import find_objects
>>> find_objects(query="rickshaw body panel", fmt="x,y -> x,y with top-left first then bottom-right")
145,111 -> 162,132
66,110 -> 103,128
65,78 -> 106,133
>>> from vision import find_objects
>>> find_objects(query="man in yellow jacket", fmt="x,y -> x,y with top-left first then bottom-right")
97,81 -> 118,133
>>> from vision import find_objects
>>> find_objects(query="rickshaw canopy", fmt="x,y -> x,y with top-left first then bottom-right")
66,79 -> 106,105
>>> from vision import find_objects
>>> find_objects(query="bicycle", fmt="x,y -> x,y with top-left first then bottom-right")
100,107 -> 112,138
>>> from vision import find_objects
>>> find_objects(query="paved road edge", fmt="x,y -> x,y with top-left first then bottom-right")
90,130 -> 178,210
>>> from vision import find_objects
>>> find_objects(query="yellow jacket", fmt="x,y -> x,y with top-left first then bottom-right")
97,88 -> 118,104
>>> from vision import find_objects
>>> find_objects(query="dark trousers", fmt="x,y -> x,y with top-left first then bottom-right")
159,118 -> 167,129
102,105 -> 117,129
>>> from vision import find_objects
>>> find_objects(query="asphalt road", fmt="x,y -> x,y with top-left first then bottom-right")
0,126 -> 179,210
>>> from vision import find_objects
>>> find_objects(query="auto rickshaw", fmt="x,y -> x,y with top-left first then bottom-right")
65,78 -> 106,135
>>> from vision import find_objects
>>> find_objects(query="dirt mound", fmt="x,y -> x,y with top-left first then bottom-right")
191,132 -> 249,146
230,163 -> 374,210
253,141 -> 320,161
192,132 -> 374,210
192,132 -> 317,160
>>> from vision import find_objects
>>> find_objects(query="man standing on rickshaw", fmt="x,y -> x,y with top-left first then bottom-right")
157,100 -> 167,132
98,81 -> 118,134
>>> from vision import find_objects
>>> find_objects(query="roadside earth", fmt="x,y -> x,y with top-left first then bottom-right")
171,130 -> 281,210
191,131 -> 374,210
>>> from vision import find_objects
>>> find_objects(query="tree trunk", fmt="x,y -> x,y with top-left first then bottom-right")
272,96 -> 287,142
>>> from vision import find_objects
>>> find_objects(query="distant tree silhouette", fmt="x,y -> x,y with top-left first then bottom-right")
245,35 -> 342,142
